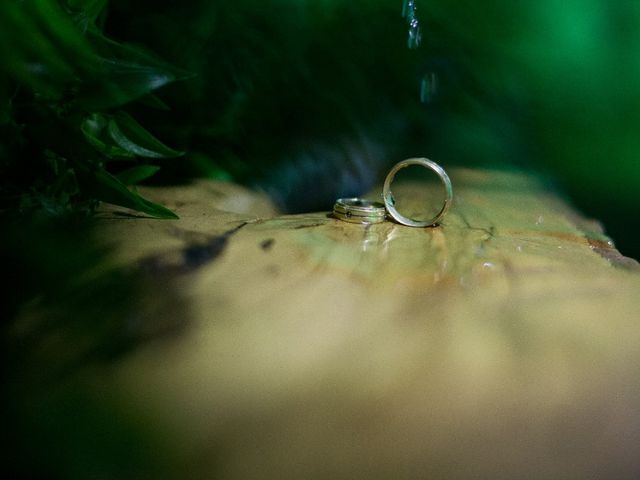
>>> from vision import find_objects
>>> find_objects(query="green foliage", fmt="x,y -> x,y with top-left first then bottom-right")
106,111 -> 184,158
81,111 -> 184,160
0,0 -> 189,218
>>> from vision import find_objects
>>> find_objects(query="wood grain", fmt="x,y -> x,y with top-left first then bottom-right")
97,169 -> 640,480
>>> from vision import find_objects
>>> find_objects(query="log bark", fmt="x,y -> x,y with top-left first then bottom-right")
96,168 -> 640,480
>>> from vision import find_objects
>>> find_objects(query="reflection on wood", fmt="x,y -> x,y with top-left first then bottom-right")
98,170 -> 640,480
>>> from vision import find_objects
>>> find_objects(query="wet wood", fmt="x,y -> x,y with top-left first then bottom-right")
97,169 -> 640,480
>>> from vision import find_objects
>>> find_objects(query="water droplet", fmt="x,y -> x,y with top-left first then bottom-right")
420,72 -> 438,103
408,20 -> 422,49
401,0 -> 414,19
402,0 -> 422,49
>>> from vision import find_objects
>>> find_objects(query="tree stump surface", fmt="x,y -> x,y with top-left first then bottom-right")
96,168 -> 640,480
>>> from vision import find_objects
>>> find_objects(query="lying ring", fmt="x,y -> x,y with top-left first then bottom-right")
334,198 -> 386,216
333,198 -> 386,224
382,158 -> 453,227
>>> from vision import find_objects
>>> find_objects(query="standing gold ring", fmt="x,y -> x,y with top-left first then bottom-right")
382,158 -> 453,227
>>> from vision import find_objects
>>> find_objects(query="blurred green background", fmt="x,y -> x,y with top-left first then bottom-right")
2,0 -> 640,477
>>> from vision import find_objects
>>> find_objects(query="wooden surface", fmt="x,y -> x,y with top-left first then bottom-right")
96,169 -> 640,480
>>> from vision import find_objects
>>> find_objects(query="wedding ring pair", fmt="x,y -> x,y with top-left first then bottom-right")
333,157 -> 453,227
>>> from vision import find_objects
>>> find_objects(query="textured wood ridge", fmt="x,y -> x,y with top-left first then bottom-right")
98,169 -> 640,480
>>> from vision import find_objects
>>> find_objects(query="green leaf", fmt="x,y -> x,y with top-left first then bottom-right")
74,31 -> 193,109
81,113 -> 136,160
34,0 -> 98,64
0,1 -> 191,109
87,166 -> 178,219
73,160 -> 176,218
0,2 -> 78,99
116,165 -> 161,185
107,111 -> 184,158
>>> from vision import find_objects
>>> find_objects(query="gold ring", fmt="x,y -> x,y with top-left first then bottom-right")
382,158 -> 453,227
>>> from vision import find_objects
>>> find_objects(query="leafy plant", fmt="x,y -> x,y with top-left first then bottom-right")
0,0 -> 190,218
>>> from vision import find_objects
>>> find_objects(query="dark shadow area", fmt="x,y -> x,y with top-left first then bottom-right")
1,216 -> 193,479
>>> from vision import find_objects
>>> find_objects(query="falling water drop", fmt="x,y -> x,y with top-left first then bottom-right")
401,0 -> 437,101
402,0 -> 418,22
402,0 -> 421,49
408,20 -> 422,49
420,72 -> 438,103
402,0 -> 412,18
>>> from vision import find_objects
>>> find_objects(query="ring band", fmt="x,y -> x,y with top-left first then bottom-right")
333,198 -> 386,224
382,158 -> 453,227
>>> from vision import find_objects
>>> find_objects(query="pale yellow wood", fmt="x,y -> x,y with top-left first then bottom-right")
97,169 -> 640,480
